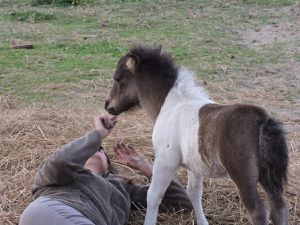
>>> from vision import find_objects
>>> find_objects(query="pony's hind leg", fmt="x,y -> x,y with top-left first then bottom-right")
223,159 -> 268,225
236,183 -> 267,225
264,189 -> 288,225
187,171 -> 208,225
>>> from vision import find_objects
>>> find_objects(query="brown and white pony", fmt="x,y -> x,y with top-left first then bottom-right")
105,46 -> 289,225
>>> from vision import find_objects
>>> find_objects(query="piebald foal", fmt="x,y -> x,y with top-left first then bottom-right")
105,46 -> 289,225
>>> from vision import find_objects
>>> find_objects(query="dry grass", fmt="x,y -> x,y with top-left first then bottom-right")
0,92 -> 299,225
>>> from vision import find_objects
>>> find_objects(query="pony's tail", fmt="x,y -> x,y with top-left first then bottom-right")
258,118 -> 288,196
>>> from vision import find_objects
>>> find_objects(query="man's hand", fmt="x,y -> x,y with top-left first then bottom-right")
114,143 -> 153,178
94,115 -> 117,139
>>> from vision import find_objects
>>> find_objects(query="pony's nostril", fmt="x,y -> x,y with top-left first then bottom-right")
105,100 -> 118,115
104,100 -> 109,110
107,107 -> 117,115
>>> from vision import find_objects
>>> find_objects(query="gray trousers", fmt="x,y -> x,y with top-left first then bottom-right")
19,196 -> 95,225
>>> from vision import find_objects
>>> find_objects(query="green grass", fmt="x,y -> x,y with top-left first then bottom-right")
5,10 -> 57,22
0,41 -> 127,102
31,0 -> 97,6
0,41 -> 126,72
0,0 -> 299,103
295,53 -> 300,62
242,0 -> 297,6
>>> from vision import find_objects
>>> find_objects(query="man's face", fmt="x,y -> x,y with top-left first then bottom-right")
84,149 -> 108,174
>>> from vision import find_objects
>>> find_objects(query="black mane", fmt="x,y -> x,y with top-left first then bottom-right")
130,45 -> 178,81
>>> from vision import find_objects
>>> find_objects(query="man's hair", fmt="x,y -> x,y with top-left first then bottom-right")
104,151 -> 116,174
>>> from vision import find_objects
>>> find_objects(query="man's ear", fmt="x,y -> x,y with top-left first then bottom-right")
126,54 -> 138,72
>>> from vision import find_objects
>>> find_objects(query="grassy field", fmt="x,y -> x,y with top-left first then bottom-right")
0,0 -> 299,224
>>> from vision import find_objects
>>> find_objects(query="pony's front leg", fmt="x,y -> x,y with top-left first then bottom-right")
144,155 -> 179,225
187,171 -> 209,225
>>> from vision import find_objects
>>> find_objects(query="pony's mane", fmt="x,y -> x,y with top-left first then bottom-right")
127,46 -> 211,118
130,46 -> 178,81
174,68 -> 211,101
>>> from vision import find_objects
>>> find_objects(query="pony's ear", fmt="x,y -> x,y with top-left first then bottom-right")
156,45 -> 162,53
126,54 -> 138,72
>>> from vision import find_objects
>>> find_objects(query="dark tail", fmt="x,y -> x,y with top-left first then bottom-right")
258,118 -> 288,196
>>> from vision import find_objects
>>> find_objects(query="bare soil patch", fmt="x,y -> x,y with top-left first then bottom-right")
243,22 -> 300,49
243,5 -> 300,51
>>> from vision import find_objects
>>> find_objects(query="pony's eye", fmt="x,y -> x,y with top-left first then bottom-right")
113,73 -> 121,82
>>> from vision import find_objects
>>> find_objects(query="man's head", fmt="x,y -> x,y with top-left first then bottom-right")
84,148 -> 109,174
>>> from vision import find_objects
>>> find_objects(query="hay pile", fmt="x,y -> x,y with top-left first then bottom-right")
0,96 -> 299,225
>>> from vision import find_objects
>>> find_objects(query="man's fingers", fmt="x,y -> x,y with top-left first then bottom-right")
114,144 -> 126,156
116,143 -> 123,150
127,145 -> 137,154
121,144 -> 131,155
113,146 -> 120,154
119,143 -> 127,151
113,148 -> 129,164
97,115 -> 118,129
111,115 -> 118,122
109,116 -> 118,128
103,117 -> 111,129
113,148 -> 124,159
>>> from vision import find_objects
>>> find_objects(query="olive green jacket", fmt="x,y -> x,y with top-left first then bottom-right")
32,130 -> 192,225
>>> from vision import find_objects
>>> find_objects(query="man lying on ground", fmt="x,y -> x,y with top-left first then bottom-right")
19,115 -> 192,225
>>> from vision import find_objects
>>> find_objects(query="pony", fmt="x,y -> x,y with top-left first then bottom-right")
105,46 -> 289,225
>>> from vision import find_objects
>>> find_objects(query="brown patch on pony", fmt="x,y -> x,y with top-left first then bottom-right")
198,104 -> 227,177
198,103 -> 288,225
198,103 -> 265,177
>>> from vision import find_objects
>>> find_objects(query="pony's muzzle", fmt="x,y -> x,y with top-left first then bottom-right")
104,100 -> 109,110
104,100 -> 118,115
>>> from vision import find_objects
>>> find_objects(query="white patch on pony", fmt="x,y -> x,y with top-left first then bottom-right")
146,68 -> 217,225
152,67 -> 215,175
174,67 -> 210,101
